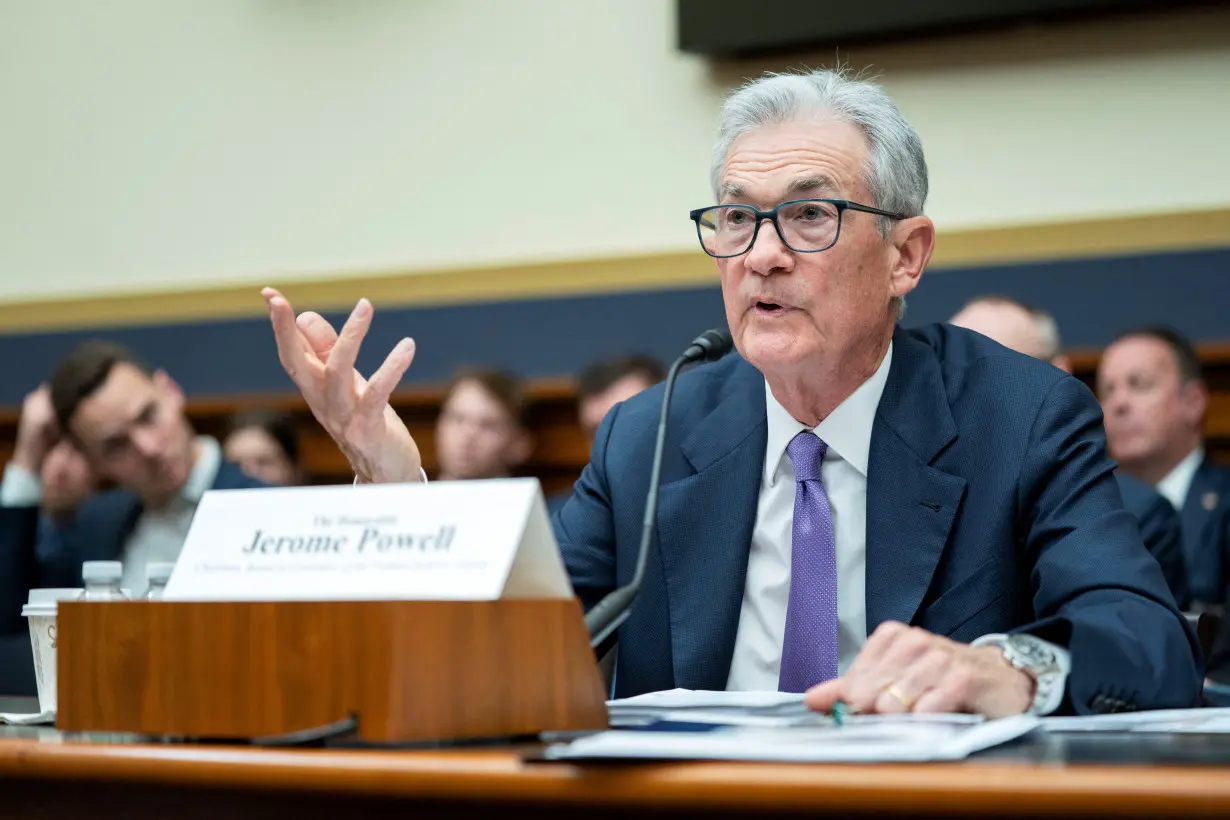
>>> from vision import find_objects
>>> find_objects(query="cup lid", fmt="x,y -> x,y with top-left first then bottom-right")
26,588 -> 83,606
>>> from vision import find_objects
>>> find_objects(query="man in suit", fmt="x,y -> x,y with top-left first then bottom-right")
262,69 -> 1200,716
1,342 -> 267,594
1098,326 -> 1230,608
0,342 -> 264,694
949,295 -> 1190,609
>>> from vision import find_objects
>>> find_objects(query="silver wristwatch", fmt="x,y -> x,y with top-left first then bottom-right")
971,633 -> 1068,715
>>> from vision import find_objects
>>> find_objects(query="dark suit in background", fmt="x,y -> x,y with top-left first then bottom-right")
1181,457 -> 1230,607
554,324 -> 1201,713
1116,473 -> 1190,610
1203,503 -> 1230,684
0,462 -> 263,695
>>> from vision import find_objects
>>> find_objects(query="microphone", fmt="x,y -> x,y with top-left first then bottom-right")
584,328 -> 735,659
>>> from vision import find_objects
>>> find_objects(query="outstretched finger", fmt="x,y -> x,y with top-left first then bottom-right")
263,288 -> 316,380
327,298 -> 371,373
325,299 -> 374,407
359,337 -> 416,415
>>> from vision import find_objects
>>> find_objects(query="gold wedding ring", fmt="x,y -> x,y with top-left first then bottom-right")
884,682 -> 915,710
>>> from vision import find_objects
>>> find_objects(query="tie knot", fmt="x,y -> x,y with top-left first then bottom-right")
787,431 -> 827,482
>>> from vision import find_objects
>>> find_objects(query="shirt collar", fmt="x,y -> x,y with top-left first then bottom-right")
763,342 -> 893,487
1156,445 -> 1205,510
182,436 -> 222,503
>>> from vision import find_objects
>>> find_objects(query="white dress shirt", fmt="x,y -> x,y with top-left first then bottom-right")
726,344 -> 892,689
1156,446 -> 1205,511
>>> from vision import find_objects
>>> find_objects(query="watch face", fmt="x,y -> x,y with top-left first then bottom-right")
1009,635 -> 1056,669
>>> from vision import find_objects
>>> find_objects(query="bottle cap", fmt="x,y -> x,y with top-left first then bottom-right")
81,560 -> 123,584
145,562 -> 175,584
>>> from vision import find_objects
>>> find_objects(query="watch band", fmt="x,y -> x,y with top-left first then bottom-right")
972,632 -> 1069,716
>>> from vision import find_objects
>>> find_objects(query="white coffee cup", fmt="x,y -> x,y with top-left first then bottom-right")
22,588 -> 83,714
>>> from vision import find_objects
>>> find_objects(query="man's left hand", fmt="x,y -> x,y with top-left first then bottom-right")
804,622 -> 1035,718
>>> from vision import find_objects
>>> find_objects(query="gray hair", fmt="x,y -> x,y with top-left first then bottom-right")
711,68 -> 929,234
1031,308 -> 1063,361
711,69 -> 927,322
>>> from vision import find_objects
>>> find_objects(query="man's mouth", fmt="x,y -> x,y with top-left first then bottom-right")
753,300 -> 788,316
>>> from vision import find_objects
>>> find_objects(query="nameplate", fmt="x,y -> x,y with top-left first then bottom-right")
163,478 -> 572,601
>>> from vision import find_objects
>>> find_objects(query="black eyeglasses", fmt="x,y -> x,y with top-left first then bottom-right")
688,199 -> 907,258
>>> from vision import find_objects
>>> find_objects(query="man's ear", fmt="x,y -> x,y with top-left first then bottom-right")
889,215 -> 935,302
1179,379 -> 1209,427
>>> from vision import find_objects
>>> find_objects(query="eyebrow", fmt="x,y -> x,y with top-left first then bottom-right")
790,175 -> 839,195
94,399 -> 156,451
719,174 -> 842,203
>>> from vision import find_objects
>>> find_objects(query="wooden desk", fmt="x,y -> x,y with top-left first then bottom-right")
2,737 -> 1230,819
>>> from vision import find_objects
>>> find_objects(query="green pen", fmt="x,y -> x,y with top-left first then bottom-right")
831,700 -> 847,727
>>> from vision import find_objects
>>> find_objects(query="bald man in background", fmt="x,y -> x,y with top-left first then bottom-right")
950,296 -> 1190,609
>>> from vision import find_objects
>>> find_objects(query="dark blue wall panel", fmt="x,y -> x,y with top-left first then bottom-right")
0,246 -> 1226,405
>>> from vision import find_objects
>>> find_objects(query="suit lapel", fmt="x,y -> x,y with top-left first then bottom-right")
658,358 -> 767,690
865,328 -> 967,632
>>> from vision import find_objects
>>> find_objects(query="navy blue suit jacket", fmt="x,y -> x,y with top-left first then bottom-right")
1204,503 -> 1230,683
1181,457 -> 1230,606
553,324 -> 1201,714
0,462 -> 263,695
1116,473 -> 1189,610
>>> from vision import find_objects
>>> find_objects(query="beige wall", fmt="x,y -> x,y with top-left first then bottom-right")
1,1 -> 1228,304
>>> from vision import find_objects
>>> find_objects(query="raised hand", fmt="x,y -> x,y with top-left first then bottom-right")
262,288 -> 423,484
12,385 -> 60,475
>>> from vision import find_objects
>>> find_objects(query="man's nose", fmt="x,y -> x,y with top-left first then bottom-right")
132,429 -> 161,459
743,219 -> 792,276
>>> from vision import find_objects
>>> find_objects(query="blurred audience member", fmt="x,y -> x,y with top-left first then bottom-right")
0,341 -> 265,604
546,354 -> 667,515
435,368 -> 531,481
576,354 -> 666,443
950,296 -> 1190,608
1098,326 -> 1230,608
223,409 -> 303,486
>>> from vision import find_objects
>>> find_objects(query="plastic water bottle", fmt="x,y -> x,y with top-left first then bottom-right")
144,562 -> 175,600
77,561 -> 129,601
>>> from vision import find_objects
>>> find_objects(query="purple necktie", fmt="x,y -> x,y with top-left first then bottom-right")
778,431 -> 839,693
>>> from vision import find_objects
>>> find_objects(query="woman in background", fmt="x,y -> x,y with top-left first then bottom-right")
222,409 -> 302,486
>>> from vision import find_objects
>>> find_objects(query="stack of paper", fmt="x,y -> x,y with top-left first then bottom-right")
546,714 -> 1040,763
1044,707 -> 1230,733
606,688 -> 818,727
544,689 -> 1038,763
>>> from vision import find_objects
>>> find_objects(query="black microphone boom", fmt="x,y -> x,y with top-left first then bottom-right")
584,328 -> 734,658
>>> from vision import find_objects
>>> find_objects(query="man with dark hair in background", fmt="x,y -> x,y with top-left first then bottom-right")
576,355 -> 667,443
1098,325 -> 1230,608
0,342 -> 267,694
0,341 -> 265,601
547,354 -> 667,514
950,296 -> 1191,609
434,368 -> 532,481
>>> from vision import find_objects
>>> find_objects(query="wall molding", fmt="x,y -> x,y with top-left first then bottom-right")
1,207 -> 1227,334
